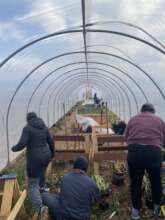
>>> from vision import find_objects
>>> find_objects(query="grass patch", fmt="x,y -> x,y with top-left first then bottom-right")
109,110 -> 120,124
78,104 -> 104,115
78,104 -> 120,124
49,118 -> 64,133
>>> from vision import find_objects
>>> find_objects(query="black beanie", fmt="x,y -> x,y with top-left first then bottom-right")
141,103 -> 155,113
26,112 -> 37,122
73,156 -> 88,172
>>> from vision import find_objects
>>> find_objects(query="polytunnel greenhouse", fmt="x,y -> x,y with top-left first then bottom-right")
0,0 -> 165,220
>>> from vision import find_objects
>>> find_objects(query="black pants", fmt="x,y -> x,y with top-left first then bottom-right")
128,144 -> 162,209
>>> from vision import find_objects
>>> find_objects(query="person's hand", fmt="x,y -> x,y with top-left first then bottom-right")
11,146 -> 16,152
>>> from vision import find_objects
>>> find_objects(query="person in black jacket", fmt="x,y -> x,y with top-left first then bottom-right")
12,112 -> 55,219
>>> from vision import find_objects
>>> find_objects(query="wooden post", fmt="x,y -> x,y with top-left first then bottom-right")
7,190 -> 27,220
84,134 -> 91,155
46,162 -> 52,179
13,180 -> 26,218
105,102 -> 109,135
0,177 -> 27,220
101,108 -> 103,125
63,103 -> 67,135
63,103 -> 69,149
91,127 -> 99,175
0,180 -> 15,217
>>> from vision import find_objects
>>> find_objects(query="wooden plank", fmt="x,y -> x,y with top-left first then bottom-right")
98,145 -> 128,151
97,135 -> 125,143
56,149 -> 85,153
13,180 -> 26,219
84,134 -> 91,154
0,180 -> 15,217
54,135 -> 85,142
90,127 -> 99,175
46,162 -> 52,178
55,152 -> 88,160
94,152 -> 127,161
55,150 -> 128,161
7,190 -> 27,220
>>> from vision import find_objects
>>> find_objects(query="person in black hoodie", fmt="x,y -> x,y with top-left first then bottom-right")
12,112 -> 55,220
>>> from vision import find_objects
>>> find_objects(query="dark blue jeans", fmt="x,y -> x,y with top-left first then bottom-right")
128,144 -> 162,209
42,192 -> 88,220
42,192 -> 62,220
28,168 -> 47,211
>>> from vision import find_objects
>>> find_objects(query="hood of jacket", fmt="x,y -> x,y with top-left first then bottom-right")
28,117 -> 46,129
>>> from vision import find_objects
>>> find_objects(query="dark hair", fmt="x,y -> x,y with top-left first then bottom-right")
141,103 -> 155,113
73,156 -> 88,172
26,112 -> 37,122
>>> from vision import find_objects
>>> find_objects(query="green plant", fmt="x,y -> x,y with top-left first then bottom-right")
92,175 -> 109,191
112,161 -> 127,174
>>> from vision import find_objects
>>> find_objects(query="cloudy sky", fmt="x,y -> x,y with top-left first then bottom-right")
0,0 -> 165,167
0,0 -> 165,115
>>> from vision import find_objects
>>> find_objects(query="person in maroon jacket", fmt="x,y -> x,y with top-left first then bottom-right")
124,103 -> 165,219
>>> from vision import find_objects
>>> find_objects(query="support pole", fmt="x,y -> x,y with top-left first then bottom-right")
106,102 -> 109,135
63,103 -> 67,135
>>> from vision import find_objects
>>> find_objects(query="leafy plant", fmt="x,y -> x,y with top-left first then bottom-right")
112,161 -> 127,174
92,175 -> 109,191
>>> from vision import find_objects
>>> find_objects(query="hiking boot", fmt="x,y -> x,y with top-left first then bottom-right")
154,205 -> 163,219
131,208 -> 140,220
40,187 -> 50,192
38,206 -> 49,220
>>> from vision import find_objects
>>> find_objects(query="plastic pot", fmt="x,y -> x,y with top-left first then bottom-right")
112,171 -> 124,186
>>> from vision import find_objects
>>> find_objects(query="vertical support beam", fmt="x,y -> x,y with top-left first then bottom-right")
13,180 -> 26,219
101,108 -> 103,125
106,102 -> 109,135
63,103 -> 67,135
91,127 -> 99,175
81,0 -> 89,87
46,162 -> 52,180
0,179 -> 15,217
63,103 -> 69,149
84,134 -> 91,154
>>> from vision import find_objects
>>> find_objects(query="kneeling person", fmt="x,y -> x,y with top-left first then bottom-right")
42,156 -> 101,220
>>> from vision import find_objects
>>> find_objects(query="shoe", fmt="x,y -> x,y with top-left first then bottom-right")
38,206 -> 49,220
131,207 -> 140,220
40,187 -> 50,192
154,205 -> 163,218
40,183 -> 51,192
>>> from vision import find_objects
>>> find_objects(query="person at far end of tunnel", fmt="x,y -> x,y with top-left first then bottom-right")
42,156 -> 106,220
12,112 -> 55,220
124,103 -> 165,220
